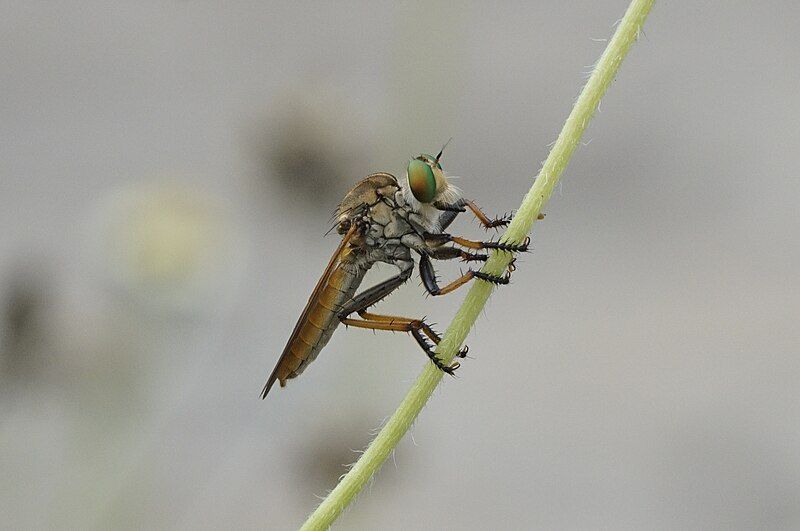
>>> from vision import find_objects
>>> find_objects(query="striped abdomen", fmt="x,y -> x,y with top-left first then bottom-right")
261,254 -> 367,397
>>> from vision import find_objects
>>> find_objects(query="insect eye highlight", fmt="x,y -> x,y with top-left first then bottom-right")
407,159 -> 436,203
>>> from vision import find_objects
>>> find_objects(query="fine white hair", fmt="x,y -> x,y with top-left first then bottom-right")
401,171 -> 463,233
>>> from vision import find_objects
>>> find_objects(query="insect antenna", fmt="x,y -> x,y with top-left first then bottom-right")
435,137 -> 453,165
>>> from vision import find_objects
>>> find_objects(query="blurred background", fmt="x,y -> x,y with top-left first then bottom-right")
1,1 -> 799,529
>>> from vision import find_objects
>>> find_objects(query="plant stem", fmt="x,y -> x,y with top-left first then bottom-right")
301,1 -> 655,528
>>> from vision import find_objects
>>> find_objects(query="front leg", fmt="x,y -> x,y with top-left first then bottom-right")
434,199 -> 513,230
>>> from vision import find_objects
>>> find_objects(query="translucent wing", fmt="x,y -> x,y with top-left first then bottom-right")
261,224 -> 358,398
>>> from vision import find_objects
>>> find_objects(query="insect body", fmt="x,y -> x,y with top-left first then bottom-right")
261,150 -> 528,398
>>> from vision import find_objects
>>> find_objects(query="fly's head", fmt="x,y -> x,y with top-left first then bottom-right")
403,145 -> 462,225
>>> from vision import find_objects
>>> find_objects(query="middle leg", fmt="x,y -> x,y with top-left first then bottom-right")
418,252 -> 511,297
424,232 -> 530,253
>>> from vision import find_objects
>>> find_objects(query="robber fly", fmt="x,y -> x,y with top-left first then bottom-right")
261,147 -> 528,398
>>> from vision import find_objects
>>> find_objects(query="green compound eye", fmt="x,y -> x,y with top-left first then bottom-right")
407,158 -> 436,203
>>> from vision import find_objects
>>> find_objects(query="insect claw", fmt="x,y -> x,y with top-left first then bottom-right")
442,361 -> 460,375
507,257 -> 517,273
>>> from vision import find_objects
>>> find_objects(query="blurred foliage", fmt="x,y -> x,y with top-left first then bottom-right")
252,89 -> 369,208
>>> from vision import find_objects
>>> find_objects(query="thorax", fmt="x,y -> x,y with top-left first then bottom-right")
336,173 -> 444,268
359,188 -> 425,266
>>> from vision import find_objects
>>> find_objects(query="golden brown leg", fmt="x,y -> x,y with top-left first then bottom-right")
340,314 -> 461,373
356,311 -> 443,345
424,232 -> 530,253
463,200 -> 511,229
419,252 -> 512,298
450,235 -> 530,251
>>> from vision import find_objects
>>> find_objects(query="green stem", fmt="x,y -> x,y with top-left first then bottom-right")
301,1 -> 654,528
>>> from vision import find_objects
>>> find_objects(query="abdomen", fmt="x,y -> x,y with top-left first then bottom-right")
271,260 -> 367,387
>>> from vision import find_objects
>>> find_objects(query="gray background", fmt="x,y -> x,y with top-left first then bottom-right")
2,1 -> 799,529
